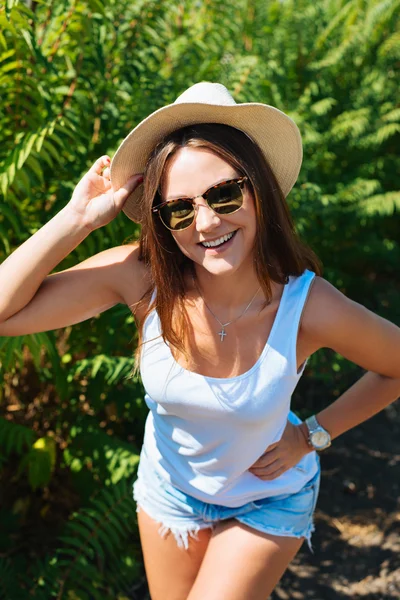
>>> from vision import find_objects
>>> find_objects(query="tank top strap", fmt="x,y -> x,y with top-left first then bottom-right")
270,269 -> 316,376
141,286 -> 160,342
149,286 -> 157,306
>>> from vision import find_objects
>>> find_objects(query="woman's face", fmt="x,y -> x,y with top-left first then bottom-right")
160,147 -> 257,278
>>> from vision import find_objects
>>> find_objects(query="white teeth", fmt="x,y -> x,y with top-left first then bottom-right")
201,231 -> 235,248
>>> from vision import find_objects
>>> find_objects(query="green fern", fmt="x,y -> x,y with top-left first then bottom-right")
330,108 -> 371,140
64,424 -> 140,485
0,558 -> 26,600
0,332 -> 69,400
70,354 -> 136,386
359,191 -> 400,216
31,478 -> 141,599
379,29 -> 400,58
0,416 -> 35,456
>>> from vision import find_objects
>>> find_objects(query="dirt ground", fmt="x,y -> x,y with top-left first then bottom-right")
273,401 -> 400,600
132,400 -> 400,599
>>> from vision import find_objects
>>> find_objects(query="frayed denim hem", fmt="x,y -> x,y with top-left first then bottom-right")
235,514 -> 316,554
132,466 -> 319,553
136,500 -> 316,553
135,503 -> 215,550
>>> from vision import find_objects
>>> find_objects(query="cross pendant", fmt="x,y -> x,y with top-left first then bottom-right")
218,329 -> 227,342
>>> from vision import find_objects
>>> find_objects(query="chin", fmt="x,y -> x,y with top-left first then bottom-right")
197,255 -> 250,277
199,263 -> 236,276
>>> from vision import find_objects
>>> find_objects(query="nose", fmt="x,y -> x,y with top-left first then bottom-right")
194,198 -> 221,232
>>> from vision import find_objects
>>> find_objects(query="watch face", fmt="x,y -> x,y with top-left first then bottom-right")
311,431 -> 330,448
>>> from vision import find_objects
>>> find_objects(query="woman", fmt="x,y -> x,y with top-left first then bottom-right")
0,82 -> 399,600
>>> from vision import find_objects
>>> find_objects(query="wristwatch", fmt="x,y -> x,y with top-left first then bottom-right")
305,415 -> 331,451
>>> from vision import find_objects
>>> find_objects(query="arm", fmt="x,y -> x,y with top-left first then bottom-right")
298,277 -> 400,448
299,372 -> 400,448
0,207 -> 90,322
0,155 -> 144,335
250,277 -> 400,479
0,243 -> 145,337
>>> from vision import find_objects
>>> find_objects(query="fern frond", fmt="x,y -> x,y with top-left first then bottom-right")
360,123 -> 400,147
0,558 -> 19,600
364,0 -> 400,39
310,97 -> 337,116
330,109 -> 371,141
64,424 -> 140,486
310,25 -> 362,69
35,478 -> 139,599
336,178 -> 382,203
378,29 -> 400,59
313,0 -> 357,52
381,107 -> 400,123
71,354 -> 135,386
359,191 -> 400,216
0,332 -> 69,401
0,417 -> 35,456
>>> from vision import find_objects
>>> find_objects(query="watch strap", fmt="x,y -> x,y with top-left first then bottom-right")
305,414 -> 331,450
305,415 -> 320,434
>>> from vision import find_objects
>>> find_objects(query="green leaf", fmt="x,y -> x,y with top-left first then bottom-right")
26,437 -> 57,490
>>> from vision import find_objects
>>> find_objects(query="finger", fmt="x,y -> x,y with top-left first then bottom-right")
249,457 -> 281,471
102,166 -> 111,180
251,447 -> 280,467
249,457 -> 277,470
264,441 -> 280,451
256,466 -> 286,481
113,173 -> 144,207
263,467 -> 286,480
91,155 -> 111,176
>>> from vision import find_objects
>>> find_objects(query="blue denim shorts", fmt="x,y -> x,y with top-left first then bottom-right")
133,449 -> 321,553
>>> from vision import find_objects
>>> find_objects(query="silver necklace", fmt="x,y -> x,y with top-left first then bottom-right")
193,277 -> 261,342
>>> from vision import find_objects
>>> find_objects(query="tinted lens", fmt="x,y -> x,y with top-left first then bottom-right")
159,199 -> 195,230
207,181 -> 243,214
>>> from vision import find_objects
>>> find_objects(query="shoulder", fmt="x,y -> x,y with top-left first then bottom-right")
100,243 -> 152,311
301,274 -> 400,376
301,275 -> 360,350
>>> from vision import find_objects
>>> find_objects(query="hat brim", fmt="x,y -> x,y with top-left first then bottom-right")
110,101 -> 302,223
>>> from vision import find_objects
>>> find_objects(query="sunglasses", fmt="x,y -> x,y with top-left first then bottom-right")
152,176 -> 249,231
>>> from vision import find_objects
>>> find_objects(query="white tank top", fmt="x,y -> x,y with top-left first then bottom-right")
139,269 -> 319,507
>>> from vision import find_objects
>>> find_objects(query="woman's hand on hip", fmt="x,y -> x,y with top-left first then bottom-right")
248,421 -> 312,480
67,155 -> 144,232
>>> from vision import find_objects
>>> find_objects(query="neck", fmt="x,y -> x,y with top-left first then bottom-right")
192,263 -> 263,313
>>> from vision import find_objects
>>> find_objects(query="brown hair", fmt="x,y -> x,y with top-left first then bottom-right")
131,123 -> 322,367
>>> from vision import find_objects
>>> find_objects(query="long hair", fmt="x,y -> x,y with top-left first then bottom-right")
131,123 -> 322,367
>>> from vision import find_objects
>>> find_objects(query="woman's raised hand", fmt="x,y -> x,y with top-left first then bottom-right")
66,155 -> 143,232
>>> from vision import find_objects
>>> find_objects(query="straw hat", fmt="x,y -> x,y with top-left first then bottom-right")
110,81 -> 303,223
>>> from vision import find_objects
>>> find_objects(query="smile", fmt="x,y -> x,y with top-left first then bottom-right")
200,231 -> 236,248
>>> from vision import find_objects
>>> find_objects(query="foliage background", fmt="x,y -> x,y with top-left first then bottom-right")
0,0 -> 399,597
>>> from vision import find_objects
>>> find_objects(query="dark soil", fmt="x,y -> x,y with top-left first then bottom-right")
273,400 -> 400,600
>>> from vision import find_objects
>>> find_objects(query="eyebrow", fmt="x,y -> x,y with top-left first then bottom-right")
165,175 -> 239,202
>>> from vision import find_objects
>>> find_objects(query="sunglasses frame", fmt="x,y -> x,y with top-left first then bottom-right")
152,176 -> 249,231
